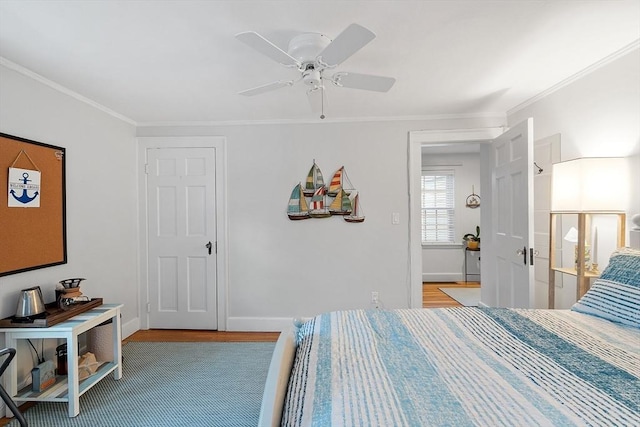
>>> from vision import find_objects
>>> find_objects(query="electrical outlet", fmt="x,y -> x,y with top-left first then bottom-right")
371,291 -> 379,304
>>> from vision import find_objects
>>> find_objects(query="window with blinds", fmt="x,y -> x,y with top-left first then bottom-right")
421,171 -> 455,243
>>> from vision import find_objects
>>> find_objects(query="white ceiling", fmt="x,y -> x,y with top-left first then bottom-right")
0,0 -> 638,125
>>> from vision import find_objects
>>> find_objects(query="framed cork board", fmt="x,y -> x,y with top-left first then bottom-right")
0,132 -> 67,276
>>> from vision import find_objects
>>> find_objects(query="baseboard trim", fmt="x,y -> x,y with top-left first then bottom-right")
122,318 -> 139,339
226,317 -> 297,332
422,273 -> 464,282
123,317 -> 302,334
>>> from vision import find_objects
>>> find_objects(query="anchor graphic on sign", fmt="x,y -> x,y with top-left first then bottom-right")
10,172 -> 39,204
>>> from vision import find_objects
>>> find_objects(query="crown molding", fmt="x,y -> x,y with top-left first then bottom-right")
507,39 -> 640,116
0,57 -> 137,126
8,35 -> 636,129
0,57 -> 505,127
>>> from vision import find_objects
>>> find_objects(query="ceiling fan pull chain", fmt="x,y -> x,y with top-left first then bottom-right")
320,85 -> 325,120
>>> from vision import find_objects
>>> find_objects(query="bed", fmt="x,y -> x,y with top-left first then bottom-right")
259,248 -> 640,426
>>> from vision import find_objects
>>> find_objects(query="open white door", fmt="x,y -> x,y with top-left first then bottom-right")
487,118 -> 535,308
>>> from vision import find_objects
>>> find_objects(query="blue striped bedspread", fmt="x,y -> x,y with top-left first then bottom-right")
281,308 -> 640,426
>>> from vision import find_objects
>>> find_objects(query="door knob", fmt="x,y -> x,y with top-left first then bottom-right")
516,246 -> 527,264
205,241 -> 212,255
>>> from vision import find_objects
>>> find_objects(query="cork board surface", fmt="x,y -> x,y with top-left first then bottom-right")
0,133 -> 66,276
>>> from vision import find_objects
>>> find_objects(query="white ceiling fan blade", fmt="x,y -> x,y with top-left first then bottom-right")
235,31 -> 300,67
307,85 -> 327,116
239,80 -> 294,96
332,72 -> 396,92
318,23 -> 376,67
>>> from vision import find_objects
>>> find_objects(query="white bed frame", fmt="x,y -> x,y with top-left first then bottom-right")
258,327 -> 298,427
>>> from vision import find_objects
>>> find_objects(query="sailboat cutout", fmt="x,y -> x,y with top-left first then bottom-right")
303,161 -> 325,197
328,188 -> 352,215
328,166 -> 354,197
287,183 -> 310,220
309,186 -> 331,218
344,192 -> 365,223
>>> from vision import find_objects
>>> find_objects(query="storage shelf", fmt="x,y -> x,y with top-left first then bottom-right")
14,361 -> 116,402
0,304 -> 123,417
551,267 -> 600,278
549,212 -> 625,308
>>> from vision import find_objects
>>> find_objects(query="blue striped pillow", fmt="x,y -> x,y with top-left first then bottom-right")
572,247 -> 640,328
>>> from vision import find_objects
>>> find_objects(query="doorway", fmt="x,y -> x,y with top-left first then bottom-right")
421,143 -> 482,282
138,136 -> 227,330
420,142 -> 483,308
408,127 -> 503,308
410,124 -> 555,309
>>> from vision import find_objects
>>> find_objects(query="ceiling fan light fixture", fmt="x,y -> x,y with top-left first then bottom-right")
287,33 -> 331,64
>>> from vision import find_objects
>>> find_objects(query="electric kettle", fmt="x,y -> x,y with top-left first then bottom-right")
15,286 -> 46,318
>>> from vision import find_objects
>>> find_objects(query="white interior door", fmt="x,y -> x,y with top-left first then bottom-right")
533,134 -> 561,308
146,147 -> 218,329
491,118 -> 535,308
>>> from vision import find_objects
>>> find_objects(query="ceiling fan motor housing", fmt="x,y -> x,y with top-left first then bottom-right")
303,69 -> 322,87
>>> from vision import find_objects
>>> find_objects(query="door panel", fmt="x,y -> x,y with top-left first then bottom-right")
158,186 -> 177,236
512,170 -> 525,236
491,119 -> 534,308
147,147 -> 217,329
159,256 -> 178,310
187,186 -> 207,235
187,256 -> 207,311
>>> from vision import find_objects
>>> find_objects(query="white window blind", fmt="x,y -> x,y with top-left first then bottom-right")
421,171 -> 455,243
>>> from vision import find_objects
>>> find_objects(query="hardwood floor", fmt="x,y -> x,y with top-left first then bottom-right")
423,281 -> 480,308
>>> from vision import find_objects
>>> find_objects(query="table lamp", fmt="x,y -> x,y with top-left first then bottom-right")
552,157 -> 628,272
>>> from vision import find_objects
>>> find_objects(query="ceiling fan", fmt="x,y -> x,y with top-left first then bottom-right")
235,23 -> 396,118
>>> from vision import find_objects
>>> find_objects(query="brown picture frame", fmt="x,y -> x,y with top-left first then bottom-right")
0,132 -> 67,276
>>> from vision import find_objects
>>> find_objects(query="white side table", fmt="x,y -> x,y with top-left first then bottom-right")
0,303 -> 123,417
464,247 -> 481,283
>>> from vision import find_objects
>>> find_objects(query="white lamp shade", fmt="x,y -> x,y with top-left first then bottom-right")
551,157 -> 628,211
563,227 -> 579,243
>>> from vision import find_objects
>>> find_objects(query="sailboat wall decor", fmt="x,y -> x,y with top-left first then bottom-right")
309,186 -> 331,218
328,188 -> 352,215
287,183 -> 310,220
287,161 -> 364,223
328,166 -> 354,196
344,192 -> 365,223
303,161 -> 325,197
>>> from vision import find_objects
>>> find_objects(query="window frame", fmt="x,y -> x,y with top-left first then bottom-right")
421,169 -> 456,245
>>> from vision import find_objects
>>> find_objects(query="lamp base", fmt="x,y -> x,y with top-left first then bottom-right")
574,245 -> 591,271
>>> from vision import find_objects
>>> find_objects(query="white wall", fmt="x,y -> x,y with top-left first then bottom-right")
0,65 -> 138,346
421,152 -> 481,282
509,48 -> 640,308
3,46 -> 634,332
137,116 -> 503,329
